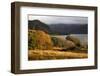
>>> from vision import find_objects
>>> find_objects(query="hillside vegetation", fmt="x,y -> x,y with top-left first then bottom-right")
28,30 -> 53,50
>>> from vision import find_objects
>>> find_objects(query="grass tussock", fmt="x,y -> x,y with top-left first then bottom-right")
28,50 -> 88,60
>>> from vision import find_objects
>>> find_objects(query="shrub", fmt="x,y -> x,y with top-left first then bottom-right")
28,30 -> 37,50
51,37 -> 63,47
28,30 -> 53,50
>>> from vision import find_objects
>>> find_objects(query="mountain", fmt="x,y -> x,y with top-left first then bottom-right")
28,20 -> 88,35
49,24 -> 88,35
28,20 -> 51,33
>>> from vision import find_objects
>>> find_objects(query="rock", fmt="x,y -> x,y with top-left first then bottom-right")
80,42 -> 88,49
51,37 -> 76,50
65,40 -> 76,50
66,35 -> 81,46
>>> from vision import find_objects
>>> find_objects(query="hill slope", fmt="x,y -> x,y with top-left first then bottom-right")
28,20 -> 51,33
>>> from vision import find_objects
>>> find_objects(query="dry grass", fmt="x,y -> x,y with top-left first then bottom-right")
28,49 -> 88,60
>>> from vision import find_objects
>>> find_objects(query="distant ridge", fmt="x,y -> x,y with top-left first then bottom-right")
49,24 -> 88,35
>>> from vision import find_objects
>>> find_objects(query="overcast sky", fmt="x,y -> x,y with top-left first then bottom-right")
28,15 -> 88,24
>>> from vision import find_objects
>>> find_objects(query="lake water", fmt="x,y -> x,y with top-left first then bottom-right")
51,34 -> 88,44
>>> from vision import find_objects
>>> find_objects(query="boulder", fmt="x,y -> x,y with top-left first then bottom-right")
80,42 -> 88,49
65,40 -> 76,50
66,35 -> 81,46
51,37 -> 76,50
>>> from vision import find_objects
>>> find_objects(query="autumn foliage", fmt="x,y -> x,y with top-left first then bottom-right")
28,30 -> 53,50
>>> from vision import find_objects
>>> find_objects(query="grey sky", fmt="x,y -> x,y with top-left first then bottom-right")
28,15 -> 88,24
